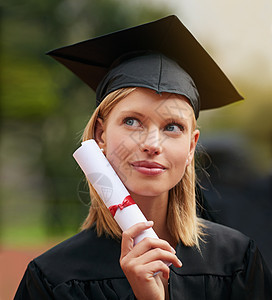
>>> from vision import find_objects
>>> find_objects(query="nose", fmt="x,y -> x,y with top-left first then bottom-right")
140,128 -> 162,155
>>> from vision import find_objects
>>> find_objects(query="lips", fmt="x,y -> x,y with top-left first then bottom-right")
131,160 -> 166,176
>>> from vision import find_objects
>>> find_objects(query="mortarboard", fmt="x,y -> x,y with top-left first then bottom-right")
47,15 -> 243,119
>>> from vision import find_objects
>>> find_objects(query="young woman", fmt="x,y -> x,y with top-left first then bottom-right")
15,16 -> 272,299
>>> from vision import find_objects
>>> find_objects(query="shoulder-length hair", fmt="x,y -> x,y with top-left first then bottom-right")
80,88 -> 204,248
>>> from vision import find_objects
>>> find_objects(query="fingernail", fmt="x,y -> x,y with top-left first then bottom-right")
171,247 -> 176,254
178,259 -> 182,267
146,221 -> 154,226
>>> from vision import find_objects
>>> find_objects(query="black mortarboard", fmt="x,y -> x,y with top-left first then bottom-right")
47,15 -> 243,119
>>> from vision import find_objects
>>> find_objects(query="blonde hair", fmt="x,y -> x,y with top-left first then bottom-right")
81,88 -> 204,247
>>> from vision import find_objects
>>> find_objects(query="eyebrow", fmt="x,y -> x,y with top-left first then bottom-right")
119,110 -> 190,122
119,110 -> 145,118
163,113 -> 189,120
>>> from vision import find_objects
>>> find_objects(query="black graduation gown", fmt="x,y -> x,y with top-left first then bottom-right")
14,219 -> 272,299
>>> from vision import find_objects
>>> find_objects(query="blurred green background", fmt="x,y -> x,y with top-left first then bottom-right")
1,0 -> 173,247
1,0 -> 271,298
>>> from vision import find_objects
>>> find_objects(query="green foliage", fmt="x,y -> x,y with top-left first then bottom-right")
2,56 -> 59,118
1,0 -> 171,241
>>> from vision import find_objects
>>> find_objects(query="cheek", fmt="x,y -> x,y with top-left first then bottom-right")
174,154 -> 187,175
105,132 -> 137,166
168,138 -> 190,160
168,146 -> 189,174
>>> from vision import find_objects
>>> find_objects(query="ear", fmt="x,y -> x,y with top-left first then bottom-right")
94,118 -> 106,149
187,129 -> 200,165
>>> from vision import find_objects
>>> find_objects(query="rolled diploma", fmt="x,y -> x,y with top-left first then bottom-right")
73,139 -> 158,245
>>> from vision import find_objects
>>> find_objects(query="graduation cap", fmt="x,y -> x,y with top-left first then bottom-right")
47,15 -> 243,119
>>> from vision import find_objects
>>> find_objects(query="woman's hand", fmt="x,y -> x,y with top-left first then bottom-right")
120,221 -> 182,300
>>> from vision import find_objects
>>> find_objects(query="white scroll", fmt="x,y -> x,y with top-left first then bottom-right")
73,139 -> 158,245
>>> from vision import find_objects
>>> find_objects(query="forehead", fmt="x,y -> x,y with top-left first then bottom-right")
112,88 -> 194,119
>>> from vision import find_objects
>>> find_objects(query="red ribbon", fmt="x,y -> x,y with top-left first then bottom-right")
109,195 -> 136,217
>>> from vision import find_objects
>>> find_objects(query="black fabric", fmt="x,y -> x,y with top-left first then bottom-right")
14,220 -> 272,299
196,184 -> 218,223
96,52 -> 200,118
47,15 -> 243,116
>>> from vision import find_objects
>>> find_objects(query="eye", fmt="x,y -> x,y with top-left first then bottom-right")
164,123 -> 184,132
123,117 -> 141,127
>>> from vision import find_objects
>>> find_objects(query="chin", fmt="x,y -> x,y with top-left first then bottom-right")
127,184 -> 168,198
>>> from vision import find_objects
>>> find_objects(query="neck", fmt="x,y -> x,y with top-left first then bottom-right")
129,191 -> 175,247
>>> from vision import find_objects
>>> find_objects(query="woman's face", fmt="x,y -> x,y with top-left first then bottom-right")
96,88 -> 199,198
